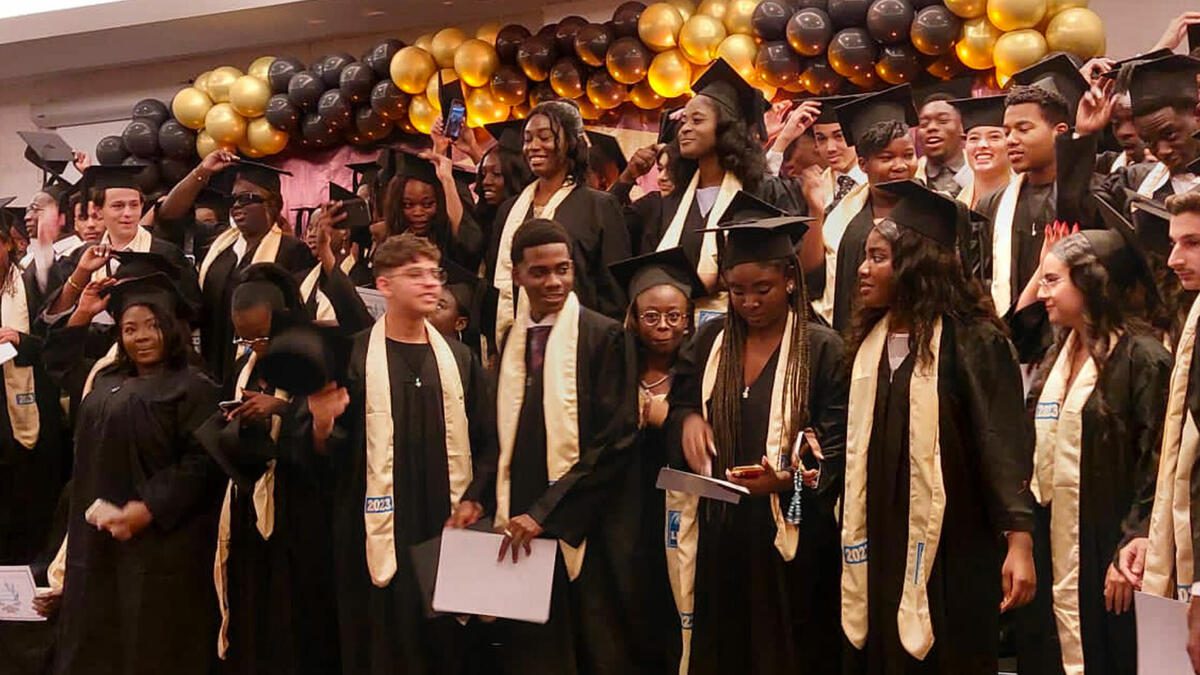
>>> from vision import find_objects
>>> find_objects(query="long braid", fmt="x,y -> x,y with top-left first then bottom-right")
781,262 -> 811,453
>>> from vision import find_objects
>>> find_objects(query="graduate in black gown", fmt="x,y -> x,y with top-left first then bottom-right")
665,212 -> 847,675
205,263 -> 340,675
842,180 -> 1036,674
315,233 -> 496,675
1005,201 -> 1171,675
382,151 -> 486,272
620,144 -> 678,257
155,149 -> 240,262
295,199 -> 374,331
49,269 -> 222,675
492,219 -> 638,675
483,101 -> 631,350
477,121 -> 534,253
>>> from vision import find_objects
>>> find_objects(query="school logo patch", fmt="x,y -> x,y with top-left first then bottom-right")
1035,401 -> 1059,421
666,510 -> 681,549
843,540 -> 868,565
14,393 -> 33,406
364,495 -> 393,514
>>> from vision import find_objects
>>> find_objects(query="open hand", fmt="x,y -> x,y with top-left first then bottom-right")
1076,77 -> 1117,137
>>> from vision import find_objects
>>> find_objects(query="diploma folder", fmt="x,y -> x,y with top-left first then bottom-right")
431,527 -> 557,624
655,467 -> 750,504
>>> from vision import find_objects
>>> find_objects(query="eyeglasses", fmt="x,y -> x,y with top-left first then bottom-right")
1037,274 -> 1064,290
231,192 -> 266,208
232,336 -> 270,348
638,310 -> 686,328
389,267 -> 448,283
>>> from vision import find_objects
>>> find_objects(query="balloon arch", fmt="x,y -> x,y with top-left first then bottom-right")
102,0 -> 1105,191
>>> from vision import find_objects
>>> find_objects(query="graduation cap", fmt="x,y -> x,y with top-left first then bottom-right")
195,415 -> 275,493
1121,188 -> 1174,257
1011,53 -> 1090,116
443,259 -> 480,317
258,322 -> 352,397
346,160 -> 381,192
110,250 -> 183,280
1088,195 -> 1161,299
719,189 -> 787,224
700,216 -> 811,269
103,272 -> 193,321
227,158 -> 293,195
291,206 -> 319,232
394,151 -> 440,186
484,119 -> 525,154
235,262 -> 306,317
195,185 -> 231,213
585,130 -> 628,174
1126,54 -> 1200,117
0,197 -> 21,239
329,181 -> 357,202
833,84 -> 918,149
610,246 -> 707,302
812,94 -> 862,125
693,58 -> 769,135
18,131 -> 73,179
950,95 -> 1007,131
77,164 -> 145,195
658,107 -> 682,145
876,179 -> 964,249
913,78 -> 973,108
1100,48 -> 1176,80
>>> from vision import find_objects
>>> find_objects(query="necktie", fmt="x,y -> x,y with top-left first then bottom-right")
527,325 -> 552,373
825,174 -> 858,215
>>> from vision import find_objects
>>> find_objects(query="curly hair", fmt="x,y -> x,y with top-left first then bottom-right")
526,100 -> 590,186
856,120 -> 911,160
847,219 -> 1003,367
670,95 -> 768,193
1005,84 -> 1071,127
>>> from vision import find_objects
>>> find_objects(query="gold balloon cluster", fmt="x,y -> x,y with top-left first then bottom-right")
954,0 -> 1104,84
391,24 -> 511,132
174,55 -> 289,158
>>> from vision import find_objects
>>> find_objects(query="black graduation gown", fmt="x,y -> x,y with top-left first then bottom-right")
1057,133 -> 1178,227
499,307 -> 639,675
1009,325 -> 1171,675
625,191 -> 663,257
484,185 -> 632,326
664,318 -> 847,675
53,364 -> 222,675
844,317 -> 1036,675
410,209 -> 485,274
976,180 -> 1054,315
330,332 -> 496,675
300,264 -> 374,333
199,234 -> 314,380
827,201 -> 876,334
44,236 -> 200,321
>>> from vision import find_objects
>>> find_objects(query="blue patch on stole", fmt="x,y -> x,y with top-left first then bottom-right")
843,540 -> 868,564
1035,401 -> 1059,420
364,495 -> 393,514
913,542 -> 925,584
666,510 -> 681,548
14,393 -> 34,406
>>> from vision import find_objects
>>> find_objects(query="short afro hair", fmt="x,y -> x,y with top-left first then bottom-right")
1005,85 -> 1071,128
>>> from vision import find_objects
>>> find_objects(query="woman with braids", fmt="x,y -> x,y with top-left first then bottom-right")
665,193 -> 847,675
842,180 -> 1036,674
1004,200 -> 1170,675
638,59 -> 798,322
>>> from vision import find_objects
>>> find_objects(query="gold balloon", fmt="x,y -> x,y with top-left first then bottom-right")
955,17 -> 1003,70
454,39 -> 500,88
408,94 -> 438,134
196,130 -> 234,159
512,102 -> 531,120
993,28 -> 1048,81
667,0 -> 696,20
205,66 -> 243,103
945,0 -> 987,19
466,87 -> 509,127
715,34 -> 758,80
698,0 -> 728,20
171,87 -> 213,131
987,0 -> 1046,31
415,33 -> 434,52
194,70 -> 211,94
640,3 -> 686,52
1046,0 -> 1087,16
237,140 -> 266,159
723,0 -> 759,36
427,70 -> 447,112
1045,7 -> 1105,60
680,14 -> 727,65
576,97 -> 601,120
431,27 -> 468,68
476,22 -> 503,45
392,46 -> 438,95
229,75 -> 271,118
205,103 -> 248,144
247,56 -> 275,82
246,117 -> 289,156
648,49 -> 693,98
630,79 -> 666,109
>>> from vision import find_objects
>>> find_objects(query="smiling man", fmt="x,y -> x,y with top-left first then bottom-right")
916,94 -> 969,197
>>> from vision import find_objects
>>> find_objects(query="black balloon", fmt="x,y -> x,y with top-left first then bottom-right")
793,0 -> 829,8
158,158 -> 192,188
95,135 -> 128,166
302,113 -> 338,147
867,0 -> 914,44
339,62 -> 376,105
756,41 -> 803,88
369,80 -> 410,120
131,98 -> 169,126
265,94 -> 301,132
787,8 -> 834,57
849,68 -> 882,90
122,157 -> 160,194
875,42 -> 922,84
611,1 -> 646,38
910,5 -> 961,56
363,39 -> 404,79
827,27 -> 878,78
355,106 -> 392,141
287,71 -> 325,111
529,81 -> 557,107
517,34 -> 558,82
496,25 -> 532,64
753,1 -> 793,41
321,53 -> 354,89
911,0 -> 941,7
537,23 -> 559,40
122,120 -> 159,159
828,0 -> 871,28
317,89 -> 352,130
555,16 -> 589,54
268,57 -> 305,95
801,57 -> 845,95
575,23 -> 614,67
157,120 -> 196,160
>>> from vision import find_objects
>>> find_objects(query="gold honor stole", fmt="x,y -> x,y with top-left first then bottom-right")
198,225 -> 284,289
1138,162 -> 1170,198
494,291 -> 586,579
298,264 -> 337,323
1144,295 -> 1200,600
843,314 -> 945,660
92,227 -> 154,282
989,173 -> 1025,313
1032,330 -> 1114,674
810,182 -> 869,326
214,352 -> 289,657
1,267 -> 38,449
492,181 -> 576,349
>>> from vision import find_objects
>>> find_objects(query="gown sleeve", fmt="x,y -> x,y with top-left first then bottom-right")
806,326 -> 848,500
1006,301 -> 1052,365
592,192 -> 633,320
320,266 -> 373,333
1120,336 -> 1172,553
447,208 -> 485,273
463,354 -> 498,510
664,321 -> 721,470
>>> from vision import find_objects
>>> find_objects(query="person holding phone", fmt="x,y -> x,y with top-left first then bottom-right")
665,195 -> 847,675
382,151 -> 485,272
295,198 -> 373,331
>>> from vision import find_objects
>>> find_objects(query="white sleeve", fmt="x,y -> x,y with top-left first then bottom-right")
765,149 -> 783,177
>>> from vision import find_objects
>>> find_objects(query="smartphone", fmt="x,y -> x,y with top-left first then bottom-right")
445,100 -> 466,140
218,399 -> 241,414
729,464 -> 767,479
338,197 -> 370,232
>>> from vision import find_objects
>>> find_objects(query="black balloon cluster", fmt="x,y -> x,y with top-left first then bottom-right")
96,97 -> 197,194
